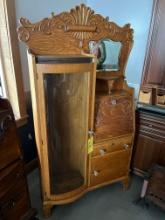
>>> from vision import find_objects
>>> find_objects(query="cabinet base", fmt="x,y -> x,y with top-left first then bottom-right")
42,175 -> 131,217
122,176 -> 130,191
43,204 -> 53,218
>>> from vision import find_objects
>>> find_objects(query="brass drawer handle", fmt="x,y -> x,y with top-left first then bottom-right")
123,144 -> 129,150
88,130 -> 95,136
99,149 -> 107,156
111,100 -> 117,105
0,115 -> 12,139
11,201 -> 15,208
92,170 -> 100,176
16,172 -> 21,178
1,199 -> 16,211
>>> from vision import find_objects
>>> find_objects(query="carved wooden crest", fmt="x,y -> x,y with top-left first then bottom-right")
17,4 -> 133,57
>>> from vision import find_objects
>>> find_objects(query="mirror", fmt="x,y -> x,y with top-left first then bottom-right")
89,39 -> 122,71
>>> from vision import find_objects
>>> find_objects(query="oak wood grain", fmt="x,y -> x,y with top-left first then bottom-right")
18,4 -> 135,217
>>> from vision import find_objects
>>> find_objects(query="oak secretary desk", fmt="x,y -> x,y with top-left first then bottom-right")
17,4 -> 135,217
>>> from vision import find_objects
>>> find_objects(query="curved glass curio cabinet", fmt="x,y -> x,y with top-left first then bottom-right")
18,4 -> 134,217
27,53 -> 96,216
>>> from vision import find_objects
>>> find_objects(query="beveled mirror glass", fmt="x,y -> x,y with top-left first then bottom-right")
89,39 -> 122,71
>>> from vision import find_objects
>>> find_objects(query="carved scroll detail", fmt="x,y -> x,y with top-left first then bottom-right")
17,4 -> 133,55
19,17 -> 52,42
18,5 -> 98,42
95,96 -> 133,127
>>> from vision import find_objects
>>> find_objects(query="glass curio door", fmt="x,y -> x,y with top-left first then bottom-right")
36,56 -> 95,197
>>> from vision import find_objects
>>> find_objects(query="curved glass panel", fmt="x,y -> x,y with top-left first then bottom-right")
44,72 -> 89,195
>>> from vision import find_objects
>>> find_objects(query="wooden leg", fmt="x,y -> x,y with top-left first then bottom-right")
43,204 -> 52,218
122,176 -> 130,191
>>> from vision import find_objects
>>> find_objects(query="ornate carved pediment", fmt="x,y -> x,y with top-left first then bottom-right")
17,4 -> 133,56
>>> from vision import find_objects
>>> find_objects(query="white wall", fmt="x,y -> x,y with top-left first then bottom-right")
87,0 -> 153,97
15,0 -> 87,91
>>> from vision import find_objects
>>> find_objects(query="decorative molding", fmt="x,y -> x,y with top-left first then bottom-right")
17,4 -> 133,56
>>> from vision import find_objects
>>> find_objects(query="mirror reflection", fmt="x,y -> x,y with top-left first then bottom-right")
89,39 -> 122,71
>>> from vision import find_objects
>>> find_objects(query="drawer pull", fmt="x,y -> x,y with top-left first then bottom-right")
20,155 -> 23,160
11,201 -> 15,208
123,144 -> 129,150
92,170 -> 100,176
111,100 -> 117,105
99,149 -> 107,156
2,199 -> 16,211
16,172 -> 21,178
0,115 -> 12,139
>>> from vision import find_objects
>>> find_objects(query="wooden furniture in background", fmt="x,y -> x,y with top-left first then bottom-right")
0,98 -> 36,220
17,4 -> 135,217
139,91 -> 151,104
140,0 -> 165,97
145,164 -> 165,210
132,106 -> 165,177
139,89 -> 165,107
0,0 -> 27,123
134,164 -> 165,210
133,0 -> 165,177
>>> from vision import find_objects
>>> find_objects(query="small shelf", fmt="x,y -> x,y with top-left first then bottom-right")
96,64 -> 119,72
96,76 -> 121,95
96,76 -> 119,81
96,72 -> 122,81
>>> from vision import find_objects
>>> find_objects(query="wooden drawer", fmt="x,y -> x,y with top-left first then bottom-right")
133,110 -> 165,176
138,117 -> 165,133
0,162 -> 29,220
137,124 -> 165,142
0,99 -> 35,219
137,112 -> 165,137
0,187 -> 29,220
139,119 -> 165,131
0,161 -> 26,198
90,149 -> 131,187
92,135 -> 132,157
0,112 -> 21,170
